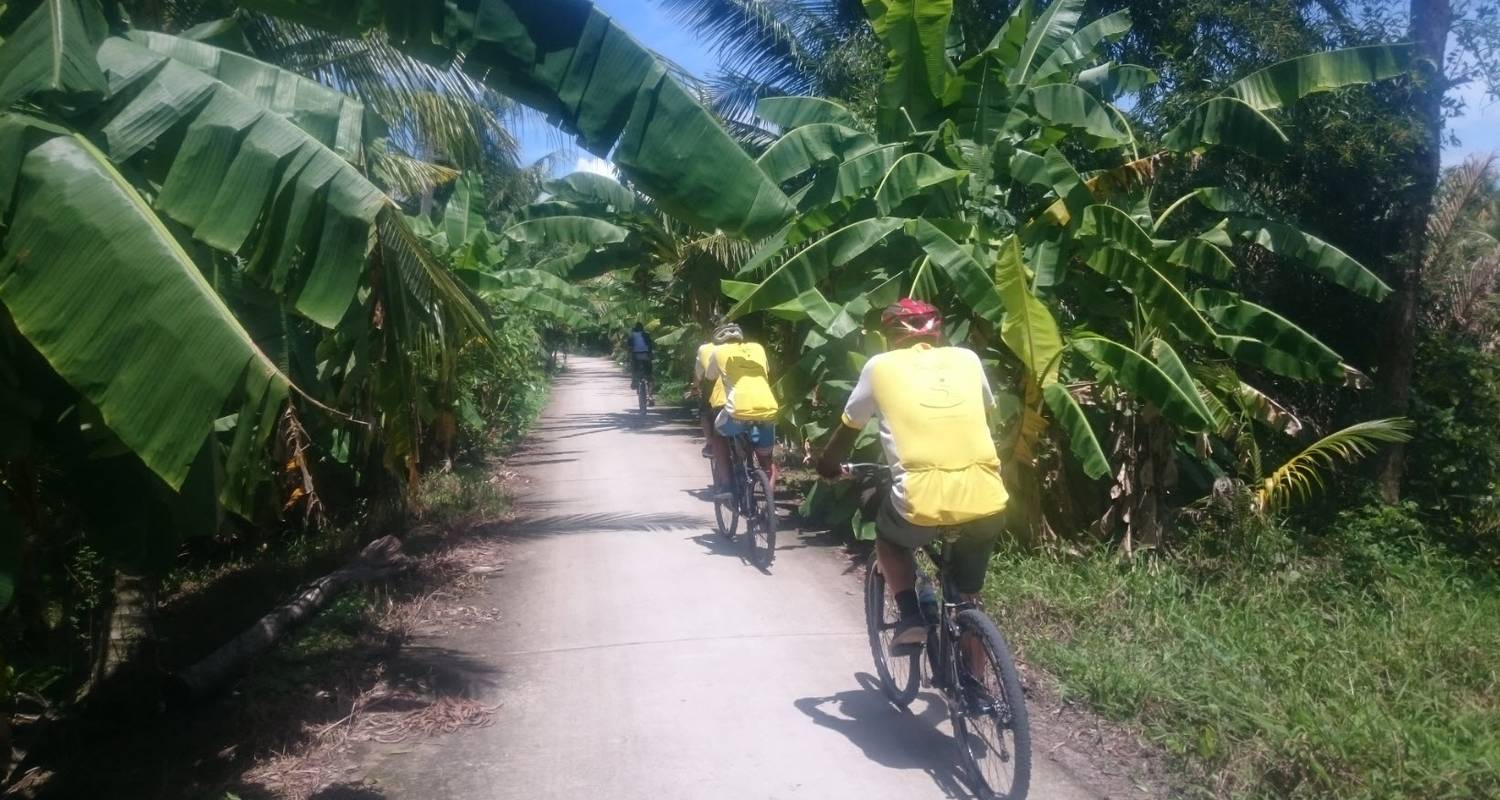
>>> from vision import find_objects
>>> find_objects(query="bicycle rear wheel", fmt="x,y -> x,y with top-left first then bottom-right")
951,608 -> 1031,800
864,556 -> 920,707
637,378 -> 648,414
743,468 -> 776,567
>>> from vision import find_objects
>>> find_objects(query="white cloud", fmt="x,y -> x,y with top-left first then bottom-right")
574,155 -> 618,178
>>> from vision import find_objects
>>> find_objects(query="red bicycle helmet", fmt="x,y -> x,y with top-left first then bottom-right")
881,298 -> 943,343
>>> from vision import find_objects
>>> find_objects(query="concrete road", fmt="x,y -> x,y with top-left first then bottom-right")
364,356 -> 1103,799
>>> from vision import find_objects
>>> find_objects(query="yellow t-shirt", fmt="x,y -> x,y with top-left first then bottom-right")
695,343 -> 728,409
841,343 -> 1008,526
706,342 -> 778,421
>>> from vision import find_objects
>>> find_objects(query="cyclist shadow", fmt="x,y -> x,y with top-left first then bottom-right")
688,531 -> 772,576
793,672 -> 974,799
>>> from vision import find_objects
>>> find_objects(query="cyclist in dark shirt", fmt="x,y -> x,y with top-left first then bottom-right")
627,323 -> 654,403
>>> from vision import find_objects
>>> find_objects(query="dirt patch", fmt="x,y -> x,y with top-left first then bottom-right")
4,472 -> 523,800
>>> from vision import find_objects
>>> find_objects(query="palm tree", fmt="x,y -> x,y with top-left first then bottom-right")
658,0 -> 881,127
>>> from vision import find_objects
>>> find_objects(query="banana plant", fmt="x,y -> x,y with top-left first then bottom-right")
0,1 -> 496,574
714,0 -> 1410,547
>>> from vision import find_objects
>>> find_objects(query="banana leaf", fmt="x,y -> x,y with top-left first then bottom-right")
756,96 -> 861,131
94,38 -> 389,329
1167,238 -> 1234,281
1149,339 -> 1217,432
874,152 -> 966,214
126,29 -> 365,162
727,218 -> 906,318
863,0 -> 957,138
995,236 -> 1063,384
503,216 -> 630,247
1007,0 -> 1084,83
236,0 -> 794,238
1224,217 -> 1391,301
1041,383 -> 1110,479
1219,44 -> 1412,112
0,117 -> 290,489
1162,97 -> 1287,159
1030,10 -> 1132,84
1078,204 -> 1155,260
1194,290 -> 1344,380
908,219 -> 1004,323
444,172 -> 486,248
544,171 -> 638,213
757,123 -> 878,184
1074,63 -> 1157,99
1085,248 -> 1216,343
0,0 -> 108,110
1025,83 -> 1125,143
1072,337 -> 1213,432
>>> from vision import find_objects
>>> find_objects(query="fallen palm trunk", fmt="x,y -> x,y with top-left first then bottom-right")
177,536 -> 410,697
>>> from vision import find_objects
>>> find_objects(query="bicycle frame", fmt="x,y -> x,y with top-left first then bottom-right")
921,539 -> 978,694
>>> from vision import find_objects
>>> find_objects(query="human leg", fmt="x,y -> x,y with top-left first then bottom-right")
712,409 -> 737,489
951,513 -> 1004,678
874,497 -> 940,650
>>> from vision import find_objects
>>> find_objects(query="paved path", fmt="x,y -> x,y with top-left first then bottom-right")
364,356 -> 1103,799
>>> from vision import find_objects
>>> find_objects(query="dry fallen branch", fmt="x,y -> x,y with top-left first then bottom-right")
177,536 -> 412,697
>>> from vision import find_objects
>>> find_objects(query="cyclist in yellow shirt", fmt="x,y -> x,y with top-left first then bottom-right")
703,324 -> 779,493
817,299 -> 1008,650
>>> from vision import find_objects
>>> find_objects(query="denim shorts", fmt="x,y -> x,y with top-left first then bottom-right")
714,411 -> 776,449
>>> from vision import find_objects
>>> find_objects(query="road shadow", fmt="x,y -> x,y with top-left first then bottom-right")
793,672 -> 974,799
485,511 -> 708,539
687,530 -> 776,576
536,409 -> 698,439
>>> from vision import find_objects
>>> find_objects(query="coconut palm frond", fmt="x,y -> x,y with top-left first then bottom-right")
1256,418 -> 1413,512
658,0 -> 823,93
1426,153 -> 1497,270
244,16 -> 521,171
367,144 -> 461,199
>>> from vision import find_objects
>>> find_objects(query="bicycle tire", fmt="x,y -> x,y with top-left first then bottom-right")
637,378 -> 648,414
864,556 -> 920,707
714,492 -> 739,541
951,608 -> 1031,800
744,468 -> 776,567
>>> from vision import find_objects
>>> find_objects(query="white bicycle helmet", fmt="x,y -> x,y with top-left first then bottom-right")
713,323 -> 744,344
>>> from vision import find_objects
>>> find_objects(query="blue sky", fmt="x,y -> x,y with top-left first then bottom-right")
515,1 -> 1498,172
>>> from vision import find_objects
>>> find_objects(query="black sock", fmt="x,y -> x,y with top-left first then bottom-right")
895,589 -> 919,618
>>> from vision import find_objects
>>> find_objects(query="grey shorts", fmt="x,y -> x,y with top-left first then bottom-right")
875,496 -> 1003,594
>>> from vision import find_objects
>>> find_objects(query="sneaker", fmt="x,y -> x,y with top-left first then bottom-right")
701,444 -> 713,458
889,613 -> 927,656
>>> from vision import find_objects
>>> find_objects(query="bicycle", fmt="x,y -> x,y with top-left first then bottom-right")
712,432 -> 776,567
629,355 -> 652,414
847,463 -> 1031,800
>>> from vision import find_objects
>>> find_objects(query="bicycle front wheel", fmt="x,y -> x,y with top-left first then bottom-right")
951,608 -> 1031,800
743,469 -> 776,567
864,556 -> 920,707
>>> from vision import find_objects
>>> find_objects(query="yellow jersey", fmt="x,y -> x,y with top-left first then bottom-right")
705,342 -> 778,422
841,343 -> 1007,526
694,343 -> 728,409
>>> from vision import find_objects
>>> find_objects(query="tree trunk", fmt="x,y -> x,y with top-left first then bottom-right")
79,571 -> 160,710
1375,0 -> 1452,502
176,535 -> 409,698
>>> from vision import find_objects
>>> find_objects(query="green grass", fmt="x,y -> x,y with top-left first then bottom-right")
411,462 -> 512,528
984,522 -> 1500,799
